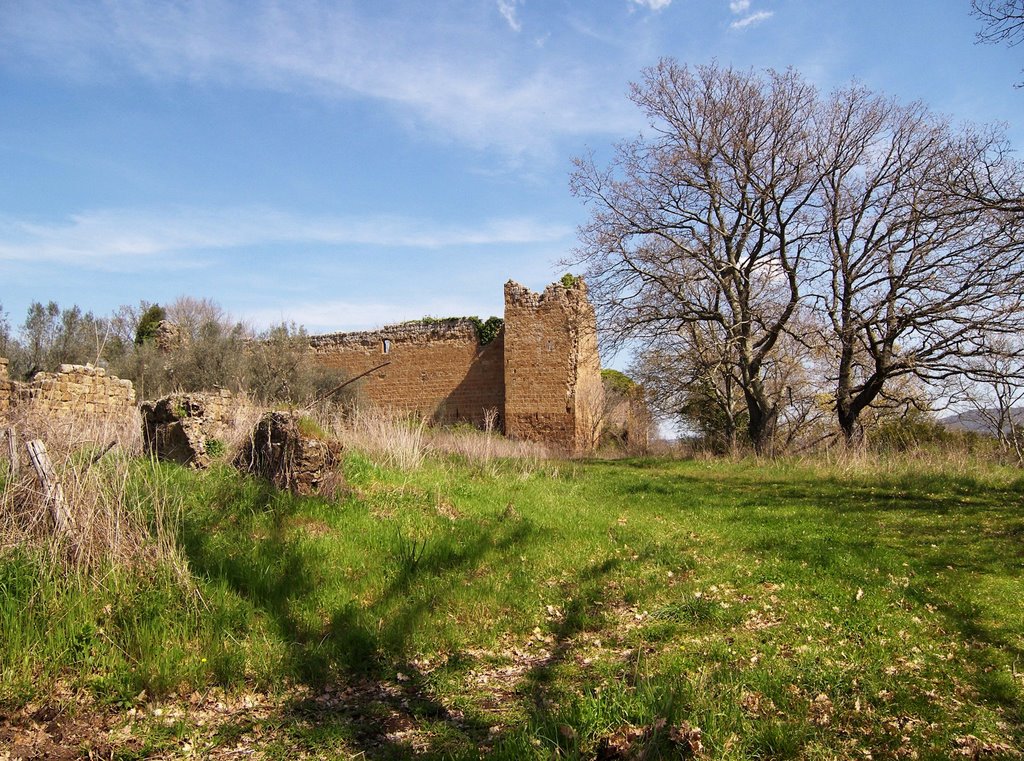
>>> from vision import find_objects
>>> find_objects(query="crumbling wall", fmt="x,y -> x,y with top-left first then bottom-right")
309,319 -> 504,426
139,390 -> 234,468
235,411 -> 342,495
0,358 -> 13,416
503,279 -> 602,452
16,364 -> 135,417
605,393 -> 653,453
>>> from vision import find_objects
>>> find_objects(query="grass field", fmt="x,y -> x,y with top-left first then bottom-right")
1,449 -> 1022,759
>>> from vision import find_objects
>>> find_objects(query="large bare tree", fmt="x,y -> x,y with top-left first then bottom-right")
569,61 -> 821,453
573,60 -> 1024,450
811,85 -> 1024,442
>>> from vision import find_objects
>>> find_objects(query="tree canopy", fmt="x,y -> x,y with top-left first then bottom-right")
571,59 -> 1024,450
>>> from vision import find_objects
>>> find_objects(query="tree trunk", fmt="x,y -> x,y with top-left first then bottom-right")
745,391 -> 778,455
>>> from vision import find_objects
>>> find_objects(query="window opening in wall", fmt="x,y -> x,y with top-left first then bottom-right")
382,339 -> 391,354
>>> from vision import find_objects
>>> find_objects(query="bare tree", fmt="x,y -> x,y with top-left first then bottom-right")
632,322 -> 746,453
164,296 -> 233,342
973,1 -> 1024,45
947,335 -> 1024,463
0,304 -> 11,360
570,61 -> 822,453
810,85 -> 1024,442
972,1 -> 1024,84
633,310 -> 830,454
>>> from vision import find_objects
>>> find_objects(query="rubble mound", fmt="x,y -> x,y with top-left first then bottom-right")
235,411 -> 342,495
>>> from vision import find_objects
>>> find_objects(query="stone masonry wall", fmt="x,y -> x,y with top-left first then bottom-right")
16,363 -> 136,417
503,279 -> 602,452
304,279 -> 602,451
309,319 -> 505,426
0,358 -> 12,416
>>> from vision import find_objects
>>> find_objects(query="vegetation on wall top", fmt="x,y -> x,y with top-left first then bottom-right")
413,315 -> 504,346
600,368 -> 637,395
560,273 -> 581,289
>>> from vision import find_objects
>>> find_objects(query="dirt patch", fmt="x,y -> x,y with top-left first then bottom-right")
0,703 -> 123,760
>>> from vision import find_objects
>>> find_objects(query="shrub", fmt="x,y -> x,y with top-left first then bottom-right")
134,304 -> 166,346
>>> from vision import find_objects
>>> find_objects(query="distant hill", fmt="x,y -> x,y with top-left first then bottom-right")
938,408 -> 1024,435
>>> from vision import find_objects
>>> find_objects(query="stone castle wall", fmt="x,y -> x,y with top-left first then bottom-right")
307,279 -> 602,452
503,279 -> 602,452
0,278 -> 603,452
309,318 -> 505,427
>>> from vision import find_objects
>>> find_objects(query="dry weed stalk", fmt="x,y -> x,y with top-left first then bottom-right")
324,405 -> 427,470
426,423 -> 551,470
316,403 -> 551,472
217,392 -> 267,455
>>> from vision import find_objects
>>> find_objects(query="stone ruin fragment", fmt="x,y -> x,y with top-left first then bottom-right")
140,390 -> 233,469
234,411 -> 342,496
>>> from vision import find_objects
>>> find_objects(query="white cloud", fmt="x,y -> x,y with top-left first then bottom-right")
629,0 -> 672,9
729,0 -> 751,12
0,207 -> 572,266
730,10 -> 774,29
0,1 -> 639,159
497,0 -> 522,32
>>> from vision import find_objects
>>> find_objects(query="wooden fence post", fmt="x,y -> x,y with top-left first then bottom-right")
25,439 -> 72,537
3,426 -> 16,477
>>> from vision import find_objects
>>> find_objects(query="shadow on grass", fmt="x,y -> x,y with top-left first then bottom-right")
684,467 -> 1024,734
179,472 -> 541,758
172,460 -> 1022,756
579,459 -> 1024,748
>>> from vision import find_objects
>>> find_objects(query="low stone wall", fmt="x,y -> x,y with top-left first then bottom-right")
0,358 -> 13,416
21,364 -> 135,416
0,361 -> 136,420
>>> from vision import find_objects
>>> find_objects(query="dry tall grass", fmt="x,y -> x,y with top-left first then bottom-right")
795,439 -> 1016,483
321,405 -> 429,470
0,402 -> 181,572
218,392 -> 269,454
317,404 -> 552,471
426,414 -> 552,468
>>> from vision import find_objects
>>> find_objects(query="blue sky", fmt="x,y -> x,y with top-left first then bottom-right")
1,0 -> 1021,359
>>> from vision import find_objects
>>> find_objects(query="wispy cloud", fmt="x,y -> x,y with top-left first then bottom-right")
629,0 -> 672,10
0,1 -> 638,158
497,0 -> 523,32
0,207 -> 572,266
730,10 -> 774,29
726,0 -> 773,30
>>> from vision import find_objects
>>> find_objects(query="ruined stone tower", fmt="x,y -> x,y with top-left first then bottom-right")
305,277 -> 602,452
503,278 -> 602,453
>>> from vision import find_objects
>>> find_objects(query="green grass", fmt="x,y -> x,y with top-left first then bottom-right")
2,454 -> 1022,758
